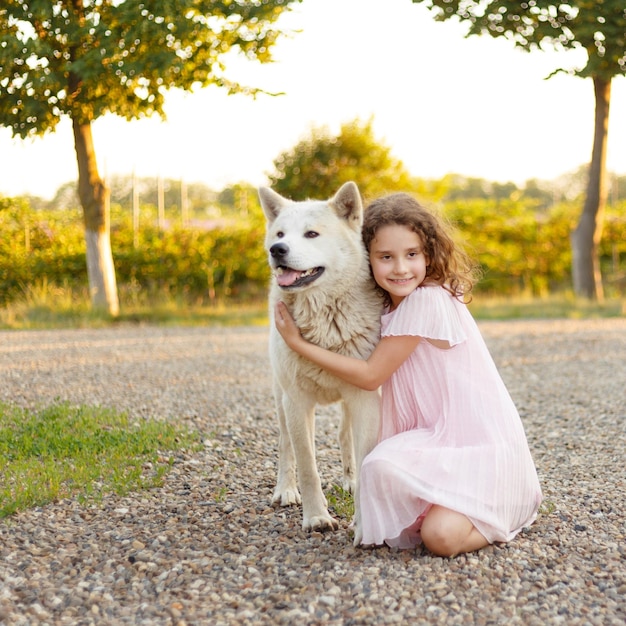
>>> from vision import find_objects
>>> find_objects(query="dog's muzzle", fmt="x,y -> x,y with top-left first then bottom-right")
269,242 -> 324,288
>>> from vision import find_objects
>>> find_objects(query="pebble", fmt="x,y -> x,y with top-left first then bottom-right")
0,320 -> 624,625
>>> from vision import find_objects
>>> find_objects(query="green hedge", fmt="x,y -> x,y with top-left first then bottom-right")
110,216 -> 269,302
1,197 -> 624,306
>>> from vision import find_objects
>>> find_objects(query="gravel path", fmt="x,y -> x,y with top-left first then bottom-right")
0,319 -> 625,625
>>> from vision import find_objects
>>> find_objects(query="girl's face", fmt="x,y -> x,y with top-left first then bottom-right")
369,224 -> 429,310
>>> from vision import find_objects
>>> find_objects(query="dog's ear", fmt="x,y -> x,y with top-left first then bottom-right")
258,187 -> 288,223
330,182 -> 363,230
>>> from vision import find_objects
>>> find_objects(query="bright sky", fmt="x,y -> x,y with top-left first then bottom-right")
1,0 -> 625,200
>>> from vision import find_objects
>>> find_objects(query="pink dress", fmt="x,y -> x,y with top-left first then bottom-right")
359,285 -> 542,549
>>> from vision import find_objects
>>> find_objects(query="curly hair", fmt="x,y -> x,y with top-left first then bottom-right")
362,193 -> 479,303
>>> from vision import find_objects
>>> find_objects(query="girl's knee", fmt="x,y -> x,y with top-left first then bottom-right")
421,522 -> 459,557
420,505 -> 481,557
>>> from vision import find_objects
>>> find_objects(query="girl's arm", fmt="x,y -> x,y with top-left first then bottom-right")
274,301 -> 420,391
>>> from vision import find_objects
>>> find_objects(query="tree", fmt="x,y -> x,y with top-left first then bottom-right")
268,119 -> 414,202
217,182 -> 260,217
50,181 -> 81,211
411,0 -> 626,299
0,0 -> 300,315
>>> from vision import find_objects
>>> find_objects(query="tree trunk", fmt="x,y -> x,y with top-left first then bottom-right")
72,118 -> 120,316
571,75 -> 610,301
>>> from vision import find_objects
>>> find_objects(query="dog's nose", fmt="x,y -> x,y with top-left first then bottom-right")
270,242 -> 289,258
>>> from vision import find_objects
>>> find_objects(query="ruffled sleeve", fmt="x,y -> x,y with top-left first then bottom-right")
381,285 -> 467,346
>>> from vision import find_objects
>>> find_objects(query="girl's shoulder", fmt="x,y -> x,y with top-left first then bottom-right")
381,285 -> 467,345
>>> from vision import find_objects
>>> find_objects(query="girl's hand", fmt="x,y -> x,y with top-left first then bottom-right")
274,301 -> 303,349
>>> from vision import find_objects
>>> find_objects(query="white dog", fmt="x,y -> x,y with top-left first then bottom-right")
259,181 -> 382,544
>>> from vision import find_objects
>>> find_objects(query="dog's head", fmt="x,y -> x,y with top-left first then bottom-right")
258,182 -> 365,293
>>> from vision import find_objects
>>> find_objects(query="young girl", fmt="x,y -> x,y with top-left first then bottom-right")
274,193 -> 542,557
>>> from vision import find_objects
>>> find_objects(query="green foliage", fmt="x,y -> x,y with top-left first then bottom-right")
0,0 -> 302,137
217,183 -> 261,217
111,207 -> 269,303
268,119 -> 414,202
1,193 -> 624,310
539,500 -> 557,516
445,199 -> 574,295
0,196 -> 270,307
326,485 -> 354,521
449,198 -> 626,296
0,401 -> 200,517
412,1 -> 626,80
0,197 -> 87,303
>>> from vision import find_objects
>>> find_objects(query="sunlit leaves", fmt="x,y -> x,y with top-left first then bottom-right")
268,119 -> 414,202
0,0 -> 301,137
412,0 -> 626,79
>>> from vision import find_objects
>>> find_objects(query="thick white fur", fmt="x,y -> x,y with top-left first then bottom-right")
259,181 -> 382,545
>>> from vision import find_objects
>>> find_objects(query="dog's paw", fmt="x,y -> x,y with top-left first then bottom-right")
303,513 -> 339,533
271,487 -> 301,507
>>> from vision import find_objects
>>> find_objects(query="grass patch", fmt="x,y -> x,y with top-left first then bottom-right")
539,499 -> 556,516
0,283 -> 269,330
115,300 -> 269,328
1,283 -> 624,330
0,281 -> 109,330
0,401 -> 201,518
326,484 -> 354,521
469,293 -> 625,321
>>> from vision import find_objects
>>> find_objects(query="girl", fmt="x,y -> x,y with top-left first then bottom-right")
274,193 -> 542,557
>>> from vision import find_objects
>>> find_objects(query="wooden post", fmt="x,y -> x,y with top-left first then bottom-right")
133,170 -> 139,249
181,178 -> 188,227
157,175 -> 165,229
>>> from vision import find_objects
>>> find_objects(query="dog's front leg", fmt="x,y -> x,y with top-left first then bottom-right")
283,393 -> 338,533
271,380 -> 301,507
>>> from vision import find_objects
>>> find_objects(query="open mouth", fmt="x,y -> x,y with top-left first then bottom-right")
275,266 -> 324,289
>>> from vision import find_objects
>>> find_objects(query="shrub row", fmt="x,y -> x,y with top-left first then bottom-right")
1,197 -> 625,306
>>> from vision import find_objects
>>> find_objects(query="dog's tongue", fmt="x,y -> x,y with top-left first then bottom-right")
277,270 -> 301,287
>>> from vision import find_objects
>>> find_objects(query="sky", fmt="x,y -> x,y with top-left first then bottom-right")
1,0 -> 625,200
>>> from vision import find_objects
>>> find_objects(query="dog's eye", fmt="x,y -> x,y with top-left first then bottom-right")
305,231 -> 319,239
276,231 -> 284,238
